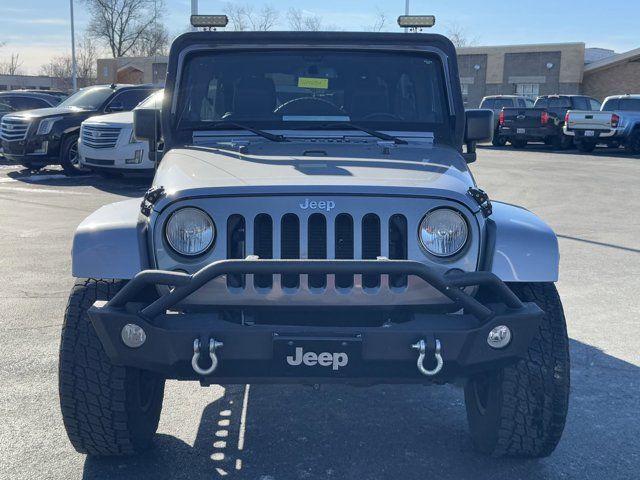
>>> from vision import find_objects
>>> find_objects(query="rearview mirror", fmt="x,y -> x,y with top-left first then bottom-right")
134,108 -> 162,161
463,109 -> 494,163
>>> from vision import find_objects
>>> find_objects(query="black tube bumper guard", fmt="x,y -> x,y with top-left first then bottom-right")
88,259 -> 543,383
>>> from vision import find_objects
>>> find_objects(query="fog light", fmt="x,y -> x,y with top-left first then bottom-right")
125,149 -> 144,164
32,141 -> 48,154
121,323 -> 146,348
487,325 -> 511,349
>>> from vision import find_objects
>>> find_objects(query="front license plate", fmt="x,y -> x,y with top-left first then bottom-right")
517,128 -> 526,134
584,130 -> 595,137
273,335 -> 362,376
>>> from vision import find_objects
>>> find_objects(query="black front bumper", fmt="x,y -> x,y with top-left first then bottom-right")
1,137 -> 61,164
88,259 -> 543,384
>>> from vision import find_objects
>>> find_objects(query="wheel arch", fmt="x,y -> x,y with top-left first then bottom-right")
72,198 -> 150,279
486,201 -> 559,282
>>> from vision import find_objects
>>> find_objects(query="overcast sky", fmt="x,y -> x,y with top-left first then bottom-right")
2,0 -> 639,74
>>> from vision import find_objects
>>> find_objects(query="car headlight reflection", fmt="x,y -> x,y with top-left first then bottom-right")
165,207 -> 215,256
419,208 -> 468,257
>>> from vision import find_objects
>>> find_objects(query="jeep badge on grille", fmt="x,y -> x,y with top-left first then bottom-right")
299,198 -> 336,211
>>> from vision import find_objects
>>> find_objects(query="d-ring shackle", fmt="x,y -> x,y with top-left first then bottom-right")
411,339 -> 443,376
192,338 -> 223,376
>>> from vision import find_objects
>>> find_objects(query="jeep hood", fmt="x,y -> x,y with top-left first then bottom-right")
153,141 -> 476,204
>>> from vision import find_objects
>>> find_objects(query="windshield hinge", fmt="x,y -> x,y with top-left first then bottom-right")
141,185 -> 165,217
468,187 -> 492,217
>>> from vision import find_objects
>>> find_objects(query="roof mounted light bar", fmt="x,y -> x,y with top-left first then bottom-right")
397,15 -> 436,30
190,15 -> 229,29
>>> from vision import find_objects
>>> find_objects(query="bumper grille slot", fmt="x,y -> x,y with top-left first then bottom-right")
226,215 -> 245,288
389,214 -> 408,288
362,214 -> 381,288
335,214 -> 354,288
281,214 -> 300,288
308,213 -> 327,288
254,214 -> 273,288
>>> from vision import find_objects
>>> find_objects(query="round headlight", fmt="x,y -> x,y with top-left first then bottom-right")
165,207 -> 215,256
419,209 -> 468,257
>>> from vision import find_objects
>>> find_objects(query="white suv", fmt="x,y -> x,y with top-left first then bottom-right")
78,90 -> 162,175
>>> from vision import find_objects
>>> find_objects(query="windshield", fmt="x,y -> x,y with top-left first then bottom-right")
175,50 -> 450,137
58,87 -> 114,110
137,90 -> 164,110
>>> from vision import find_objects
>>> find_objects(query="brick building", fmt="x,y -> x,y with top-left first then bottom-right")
582,48 -> 640,101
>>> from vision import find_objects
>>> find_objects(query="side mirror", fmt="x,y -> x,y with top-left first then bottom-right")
134,108 -> 162,161
463,109 -> 494,163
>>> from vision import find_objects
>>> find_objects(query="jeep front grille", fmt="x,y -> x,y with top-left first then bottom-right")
81,125 -> 122,149
0,117 -> 30,141
226,212 -> 408,290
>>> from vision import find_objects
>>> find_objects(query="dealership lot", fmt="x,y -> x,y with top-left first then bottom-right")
0,147 -> 638,480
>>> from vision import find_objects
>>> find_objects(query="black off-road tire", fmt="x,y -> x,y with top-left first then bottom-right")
464,283 -> 570,458
59,279 -> 165,456
551,134 -> 573,150
576,140 -> 596,153
511,139 -> 527,149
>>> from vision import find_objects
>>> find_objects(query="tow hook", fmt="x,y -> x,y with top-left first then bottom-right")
191,338 -> 223,376
411,339 -> 443,376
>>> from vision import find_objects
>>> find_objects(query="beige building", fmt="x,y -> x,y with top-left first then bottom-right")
582,48 -> 640,101
96,56 -> 168,85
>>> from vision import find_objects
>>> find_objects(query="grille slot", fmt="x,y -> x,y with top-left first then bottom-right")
281,214 -> 300,288
226,215 -> 245,288
308,213 -> 327,288
362,214 -> 381,288
254,214 -> 273,288
389,214 -> 408,287
335,214 -> 354,288
81,125 -> 122,149
0,117 -> 30,141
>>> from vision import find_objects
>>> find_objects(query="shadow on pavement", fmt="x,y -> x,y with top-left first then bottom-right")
479,144 -> 638,159
81,339 -> 640,480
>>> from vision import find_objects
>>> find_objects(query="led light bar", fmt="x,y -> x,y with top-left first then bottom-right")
397,15 -> 436,29
190,15 -> 229,28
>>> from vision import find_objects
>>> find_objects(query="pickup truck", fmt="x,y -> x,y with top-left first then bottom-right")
58,17 -> 569,459
498,95 -> 601,149
478,95 -> 534,146
564,94 -> 640,154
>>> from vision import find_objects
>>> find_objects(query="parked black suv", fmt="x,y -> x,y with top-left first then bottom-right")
499,95 -> 601,149
0,91 -> 63,123
0,84 -> 159,174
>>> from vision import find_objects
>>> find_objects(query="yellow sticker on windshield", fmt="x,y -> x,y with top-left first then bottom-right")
298,77 -> 329,89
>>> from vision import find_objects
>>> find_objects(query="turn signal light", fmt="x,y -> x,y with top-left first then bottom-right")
541,111 -> 550,124
611,114 -> 620,128
498,110 -> 505,125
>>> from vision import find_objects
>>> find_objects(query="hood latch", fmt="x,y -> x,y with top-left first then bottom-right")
140,185 -> 165,217
468,187 -> 492,217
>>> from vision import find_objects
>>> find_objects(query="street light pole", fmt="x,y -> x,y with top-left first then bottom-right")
69,0 -> 77,92
191,0 -> 198,31
404,0 -> 410,32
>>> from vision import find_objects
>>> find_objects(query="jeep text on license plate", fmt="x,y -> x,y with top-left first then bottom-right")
273,336 -> 362,376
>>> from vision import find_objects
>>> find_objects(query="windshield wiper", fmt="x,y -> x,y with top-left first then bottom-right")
294,122 -> 408,145
190,121 -> 287,142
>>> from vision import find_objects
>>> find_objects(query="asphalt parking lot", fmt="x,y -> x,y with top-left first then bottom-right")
0,146 -> 639,480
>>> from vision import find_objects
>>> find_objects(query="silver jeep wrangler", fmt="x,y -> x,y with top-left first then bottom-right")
59,19 -> 569,458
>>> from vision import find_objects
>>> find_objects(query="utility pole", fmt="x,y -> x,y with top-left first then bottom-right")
69,0 -> 78,92
191,0 -> 198,31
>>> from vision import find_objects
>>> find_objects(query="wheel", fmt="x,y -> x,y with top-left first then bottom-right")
492,135 -> 507,147
59,279 -> 165,456
512,139 -> 527,149
60,135 -> 88,176
551,135 -> 573,150
576,140 -> 596,153
464,283 -> 570,458
626,129 -> 640,155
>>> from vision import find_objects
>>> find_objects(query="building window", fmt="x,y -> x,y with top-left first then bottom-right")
515,83 -> 539,98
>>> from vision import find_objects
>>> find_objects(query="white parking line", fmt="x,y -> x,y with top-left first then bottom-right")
0,186 -> 88,195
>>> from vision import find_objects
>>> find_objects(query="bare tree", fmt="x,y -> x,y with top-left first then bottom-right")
224,3 -> 279,31
445,23 -> 479,48
0,53 -> 23,75
39,36 -> 97,90
129,23 -> 170,57
83,0 -> 167,57
287,8 -> 322,31
366,7 -> 388,32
